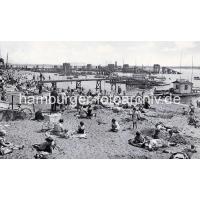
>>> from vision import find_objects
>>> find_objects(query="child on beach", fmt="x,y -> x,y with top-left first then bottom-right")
71,121 -> 87,139
111,119 -> 120,132
77,121 -> 85,134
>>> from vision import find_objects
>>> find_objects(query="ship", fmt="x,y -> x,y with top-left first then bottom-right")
154,79 -> 200,97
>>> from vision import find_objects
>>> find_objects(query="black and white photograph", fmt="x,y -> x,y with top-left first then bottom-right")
0,41 -> 200,159
1,1 -> 200,200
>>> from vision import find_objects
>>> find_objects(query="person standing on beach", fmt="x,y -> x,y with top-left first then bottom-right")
189,101 -> 195,115
38,83 -> 43,94
59,89 -> 66,111
39,73 -> 43,82
131,107 -> 138,129
118,86 -> 122,95
51,87 -> 58,112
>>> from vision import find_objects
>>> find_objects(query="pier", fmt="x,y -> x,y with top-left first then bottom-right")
40,78 -> 110,91
39,75 -> 167,91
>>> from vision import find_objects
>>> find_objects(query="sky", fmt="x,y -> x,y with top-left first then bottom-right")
0,41 -> 200,66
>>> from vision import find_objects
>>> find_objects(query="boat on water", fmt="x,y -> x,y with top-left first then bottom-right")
154,79 -> 200,97
105,74 -> 168,87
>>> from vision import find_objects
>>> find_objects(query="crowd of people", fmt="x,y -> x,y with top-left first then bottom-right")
0,69 -> 199,159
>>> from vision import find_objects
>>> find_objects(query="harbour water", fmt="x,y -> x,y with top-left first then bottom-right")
35,68 -> 200,105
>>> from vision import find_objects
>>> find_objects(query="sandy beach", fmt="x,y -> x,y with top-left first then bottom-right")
1,101 -> 200,159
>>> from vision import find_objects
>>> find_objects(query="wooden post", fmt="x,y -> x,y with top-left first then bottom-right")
32,104 -> 35,113
11,95 -> 14,110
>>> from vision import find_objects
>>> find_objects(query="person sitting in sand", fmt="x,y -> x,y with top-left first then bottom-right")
51,119 -> 69,138
128,132 -> 146,148
77,106 -> 87,118
86,104 -> 96,119
33,136 -> 56,158
34,108 -> 44,121
153,128 -> 160,139
188,113 -> 199,128
153,121 -> 181,138
133,131 -> 145,144
77,121 -> 85,134
71,121 -> 87,139
111,119 -> 120,132
0,129 -> 24,156
182,107 -> 187,115
143,98 -> 150,109
153,122 -> 169,139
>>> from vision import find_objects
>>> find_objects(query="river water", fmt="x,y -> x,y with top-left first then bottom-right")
37,68 -> 200,105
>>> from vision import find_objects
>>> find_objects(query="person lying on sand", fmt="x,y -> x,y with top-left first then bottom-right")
128,134 -> 177,151
145,138 -> 176,151
153,122 -> 180,139
0,129 -> 24,156
111,119 -> 120,132
33,136 -> 56,158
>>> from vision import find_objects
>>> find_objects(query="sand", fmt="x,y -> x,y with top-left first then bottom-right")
1,101 -> 200,159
